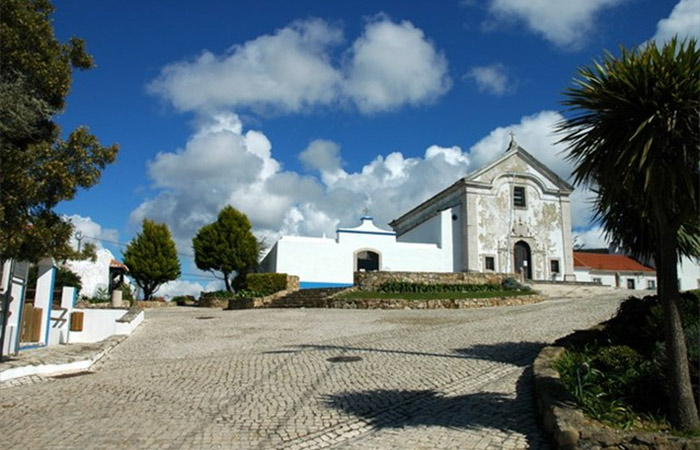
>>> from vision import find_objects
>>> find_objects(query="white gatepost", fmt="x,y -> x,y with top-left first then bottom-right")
34,257 -> 56,346
2,260 -> 29,355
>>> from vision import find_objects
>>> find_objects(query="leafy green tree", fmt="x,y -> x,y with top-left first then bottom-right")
558,38 -> 699,431
28,265 -> 83,292
192,206 -> 258,292
123,220 -> 181,300
0,0 -> 117,262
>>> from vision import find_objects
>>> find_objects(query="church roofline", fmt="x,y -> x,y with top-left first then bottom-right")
464,144 -> 574,192
389,179 -> 464,231
389,142 -> 574,233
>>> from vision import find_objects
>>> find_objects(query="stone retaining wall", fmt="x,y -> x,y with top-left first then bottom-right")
227,289 -> 296,310
329,294 -> 542,310
134,300 -> 175,308
533,346 -> 699,449
354,271 -> 513,291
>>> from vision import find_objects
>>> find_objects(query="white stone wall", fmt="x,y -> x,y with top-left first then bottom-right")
678,256 -> 700,291
265,214 -> 454,286
574,269 -> 657,290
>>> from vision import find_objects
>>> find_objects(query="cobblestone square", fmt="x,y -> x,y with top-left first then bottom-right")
0,295 -> 624,449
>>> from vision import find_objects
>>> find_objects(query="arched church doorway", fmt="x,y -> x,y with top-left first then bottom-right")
356,250 -> 380,272
513,241 -> 532,280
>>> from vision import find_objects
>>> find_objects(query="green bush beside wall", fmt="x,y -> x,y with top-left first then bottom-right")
246,273 -> 288,295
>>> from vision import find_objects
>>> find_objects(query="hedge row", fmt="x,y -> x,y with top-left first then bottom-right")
246,273 -> 288,295
378,281 -> 501,293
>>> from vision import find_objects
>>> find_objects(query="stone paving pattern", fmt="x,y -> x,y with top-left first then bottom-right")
0,294 -> 626,449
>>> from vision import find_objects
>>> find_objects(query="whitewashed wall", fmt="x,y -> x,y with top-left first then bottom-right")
265,213 -> 455,286
574,269 -> 657,290
69,308 -> 144,343
678,256 -> 700,291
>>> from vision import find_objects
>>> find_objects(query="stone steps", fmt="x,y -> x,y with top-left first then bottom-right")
266,287 -> 348,308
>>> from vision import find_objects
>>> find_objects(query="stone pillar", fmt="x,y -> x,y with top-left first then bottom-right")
111,289 -> 123,308
463,190 -> 480,271
559,196 -> 576,281
34,258 -> 56,345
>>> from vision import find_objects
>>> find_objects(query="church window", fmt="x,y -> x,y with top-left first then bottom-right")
484,256 -> 495,271
513,186 -> 526,208
550,259 -> 560,274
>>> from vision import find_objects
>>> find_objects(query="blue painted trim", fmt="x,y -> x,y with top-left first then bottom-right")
300,282 -> 353,289
336,229 -> 396,236
44,267 -> 56,345
19,343 -> 46,351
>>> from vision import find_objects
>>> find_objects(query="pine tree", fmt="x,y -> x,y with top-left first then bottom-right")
123,220 -> 181,300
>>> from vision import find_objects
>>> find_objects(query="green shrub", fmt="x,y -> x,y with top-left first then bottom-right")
233,289 -> 266,299
555,345 -> 655,428
501,277 -> 531,291
172,295 -> 195,305
246,273 -> 288,295
556,292 -> 700,429
200,290 -> 235,299
377,281 -> 502,294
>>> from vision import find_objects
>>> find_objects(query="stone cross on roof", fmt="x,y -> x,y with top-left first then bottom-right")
507,131 -> 518,151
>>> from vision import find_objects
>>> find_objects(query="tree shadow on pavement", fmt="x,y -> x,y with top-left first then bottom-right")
320,341 -> 550,449
452,341 -> 546,367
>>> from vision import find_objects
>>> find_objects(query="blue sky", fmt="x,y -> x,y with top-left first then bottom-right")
51,0 -> 699,294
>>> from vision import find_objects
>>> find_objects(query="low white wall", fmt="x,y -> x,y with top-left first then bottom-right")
574,269 -> 656,290
69,308 -> 144,343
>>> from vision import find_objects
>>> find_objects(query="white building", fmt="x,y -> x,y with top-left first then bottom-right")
677,256 -> 700,292
261,139 -> 577,287
573,251 -> 657,290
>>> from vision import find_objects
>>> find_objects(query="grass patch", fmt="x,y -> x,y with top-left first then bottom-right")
338,290 -> 527,300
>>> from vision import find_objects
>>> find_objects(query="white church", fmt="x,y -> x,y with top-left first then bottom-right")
261,138 -> 579,288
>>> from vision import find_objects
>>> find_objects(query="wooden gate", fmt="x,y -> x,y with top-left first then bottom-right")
20,303 -> 43,342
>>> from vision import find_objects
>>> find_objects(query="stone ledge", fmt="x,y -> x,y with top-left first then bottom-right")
329,294 -> 542,310
226,288 -> 300,310
116,307 -> 143,323
533,345 -> 700,450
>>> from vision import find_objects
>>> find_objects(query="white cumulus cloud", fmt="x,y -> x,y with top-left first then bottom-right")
148,19 -> 343,114
651,0 -> 700,44
130,110 -> 605,267
343,17 -> 451,112
574,225 -> 610,250
149,17 -> 450,115
482,0 -> 625,49
464,63 -> 514,96
64,214 -> 119,250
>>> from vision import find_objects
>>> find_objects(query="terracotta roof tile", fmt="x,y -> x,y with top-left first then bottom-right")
573,252 -> 654,273
110,259 -> 129,272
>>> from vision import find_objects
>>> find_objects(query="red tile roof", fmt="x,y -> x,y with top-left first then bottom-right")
110,259 -> 129,272
573,252 -> 654,273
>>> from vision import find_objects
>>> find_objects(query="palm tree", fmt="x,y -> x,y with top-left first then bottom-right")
558,38 -> 699,431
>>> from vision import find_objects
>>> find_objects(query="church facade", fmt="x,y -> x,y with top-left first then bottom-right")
260,140 -> 577,287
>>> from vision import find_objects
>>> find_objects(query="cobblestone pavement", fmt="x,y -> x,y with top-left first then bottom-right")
0,294 -> 626,449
